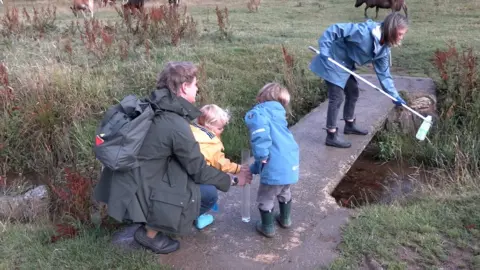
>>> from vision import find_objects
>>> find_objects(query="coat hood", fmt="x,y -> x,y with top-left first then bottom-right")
250,101 -> 287,121
149,88 -> 200,121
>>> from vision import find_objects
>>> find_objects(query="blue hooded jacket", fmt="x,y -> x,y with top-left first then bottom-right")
244,101 -> 299,185
309,20 -> 401,100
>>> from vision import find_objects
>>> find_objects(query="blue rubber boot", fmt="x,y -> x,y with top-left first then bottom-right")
195,214 -> 214,230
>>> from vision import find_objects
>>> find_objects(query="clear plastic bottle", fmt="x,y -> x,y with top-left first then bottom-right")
415,115 -> 432,141
241,149 -> 251,223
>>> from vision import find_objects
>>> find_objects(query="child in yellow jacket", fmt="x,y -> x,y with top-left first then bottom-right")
191,104 -> 241,174
191,104 -> 242,229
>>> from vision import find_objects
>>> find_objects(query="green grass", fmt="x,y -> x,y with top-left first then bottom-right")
328,191 -> 480,269
1,0 -> 479,174
0,222 -> 167,270
1,0 -> 480,269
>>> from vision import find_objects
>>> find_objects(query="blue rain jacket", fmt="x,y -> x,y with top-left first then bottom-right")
309,20 -> 401,100
244,101 -> 299,185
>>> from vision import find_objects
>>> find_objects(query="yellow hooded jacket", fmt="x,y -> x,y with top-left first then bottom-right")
190,123 -> 241,174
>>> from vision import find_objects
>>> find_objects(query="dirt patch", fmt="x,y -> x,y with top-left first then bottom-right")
443,246 -> 473,269
397,246 -> 424,269
396,241 -> 475,270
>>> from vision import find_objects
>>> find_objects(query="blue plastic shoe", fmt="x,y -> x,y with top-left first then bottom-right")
195,214 -> 214,230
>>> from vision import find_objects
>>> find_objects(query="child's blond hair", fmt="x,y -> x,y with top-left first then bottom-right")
256,82 -> 291,109
198,104 -> 231,129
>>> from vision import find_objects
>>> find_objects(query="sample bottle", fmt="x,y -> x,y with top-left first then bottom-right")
415,115 -> 432,141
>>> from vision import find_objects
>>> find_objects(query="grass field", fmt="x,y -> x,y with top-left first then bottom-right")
1,0 -> 480,269
1,0 -> 479,174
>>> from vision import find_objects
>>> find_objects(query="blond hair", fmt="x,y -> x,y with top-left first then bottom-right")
156,61 -> 197,95
256,82 -> 291,109
198,104 -> 231,129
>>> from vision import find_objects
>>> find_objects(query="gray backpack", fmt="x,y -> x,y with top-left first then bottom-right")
93,94 -> 155,171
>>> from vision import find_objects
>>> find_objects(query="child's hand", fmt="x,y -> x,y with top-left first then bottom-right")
261,160 -> 268,164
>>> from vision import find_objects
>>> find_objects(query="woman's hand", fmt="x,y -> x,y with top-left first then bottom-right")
236,166 -> 253,186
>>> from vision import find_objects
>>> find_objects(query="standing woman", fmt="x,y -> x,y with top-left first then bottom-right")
310,12 -> 409,148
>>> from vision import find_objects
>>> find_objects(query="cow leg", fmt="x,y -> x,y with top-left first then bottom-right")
375,6 -> 379,19
364,6 -> 368,18
403,4 -> 408,18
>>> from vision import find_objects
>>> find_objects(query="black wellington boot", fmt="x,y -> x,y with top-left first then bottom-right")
325,128 -> 352,148
344,119 -> 369,135
134,225 -> 180,254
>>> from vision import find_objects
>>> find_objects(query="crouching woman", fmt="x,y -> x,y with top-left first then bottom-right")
94,61 -> 251,254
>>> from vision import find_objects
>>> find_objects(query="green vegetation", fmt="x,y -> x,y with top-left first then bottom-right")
1,0 -> 479,269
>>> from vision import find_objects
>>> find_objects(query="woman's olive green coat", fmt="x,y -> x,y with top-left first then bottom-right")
94,89 -> 231,235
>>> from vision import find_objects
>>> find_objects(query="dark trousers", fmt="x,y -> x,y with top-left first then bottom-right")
199,184 -> 218,215
325,76 -> 359,129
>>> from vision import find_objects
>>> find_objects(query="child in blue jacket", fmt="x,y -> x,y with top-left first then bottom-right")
244,82 -> 300,238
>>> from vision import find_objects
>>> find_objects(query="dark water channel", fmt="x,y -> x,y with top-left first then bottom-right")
1,172 -> 44,196
331,147 -> 424,208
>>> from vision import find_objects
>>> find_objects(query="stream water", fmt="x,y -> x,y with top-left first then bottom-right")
331,147 -> 425,207
1,172 -> 44,196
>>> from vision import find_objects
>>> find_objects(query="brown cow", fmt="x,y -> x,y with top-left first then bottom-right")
354,0 -> 408,19
122,0 -> 145,14
71,0 -> 94,18
101,0 -> 116,7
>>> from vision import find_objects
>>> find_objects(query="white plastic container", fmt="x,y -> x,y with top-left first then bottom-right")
415,115 -> 432,141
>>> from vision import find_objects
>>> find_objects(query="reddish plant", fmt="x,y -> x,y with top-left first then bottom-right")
64,38 -> 73,56
196,59 -> 210,105
215,6 -> 229,38
149,6 -> 165,23
433,42 -> 478,120
434,44 -> 457,81
0,7 -> 22,36
22,8 -> 31,23
115,4 -> 196,46
281,45 -> 296,92
247,0 -> 261,12
101,29 -> 114,47
50,224 -> 79,243
50,168 -> 93,223
119,40 -> 129,60
80,19 -> 116,60
145,40 -> 150,58
281,45 -> 294,71
0,63 -> 9,86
